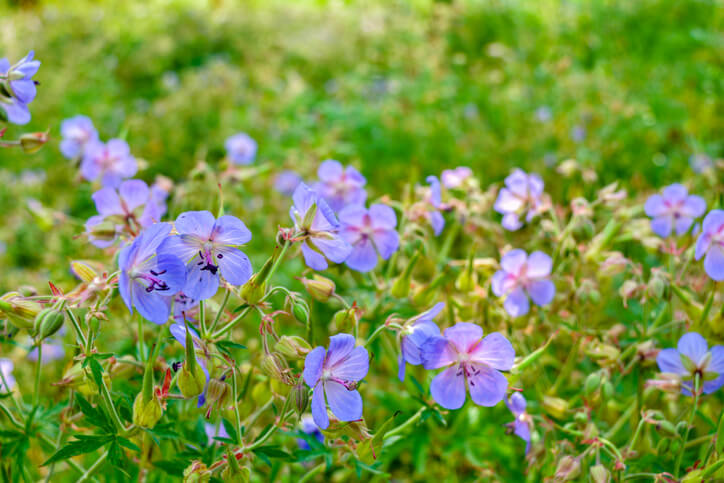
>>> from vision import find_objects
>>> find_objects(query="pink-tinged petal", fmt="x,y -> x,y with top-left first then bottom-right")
421,336 -> 457,370
303,347 -> 326,387
430,366 -> 466,410
494,188 -> 524,214
369,204 -> 397,229
644,194 -> 666,217
119,180 -> 150,212
656,348 -> 687,375
500,249 -> 527,274
311,381 -> 329,429
325,333 -> 356,368
443,322 -> 483,353
470,332 -> 515,370
674,217 -> 694,236
677,333 -> 709,366
92,187 -> 123,216
317,160 -> 343,182
212,215 -> 252,246
504,288 -> 529,317
311,237 -> 352,264
345,238 -> 378,272
491,270 -> 512,297
662,184 -> 688,202
501,212 -> 523,231
174,211 -> 215,239
650,216 -> 673,238
504,169 -> 529,196
702,210 -> 724,235
682,195 -> 706,218
330,346 -> 368,381
372,228 -> 399,260
301,242 -> 328,270
325,381 -> 363,422
707,346 -> 724,374
338,204 -> 367,227
704,246 -> 724,281
507,392 -> 526,414
527,279 -> 555,307
217,247 -> 253,286
526,251 -> 552,278
467,364 -> 508,407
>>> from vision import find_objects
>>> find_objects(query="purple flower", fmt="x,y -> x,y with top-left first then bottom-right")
204,423 -> 230,446
60,115 -> 98,159
421,323 -> 514,410
441,167 -> 472,189
274,170 -> 302,196
0,51 -> 40,125
644,184 -> 706,238
225,133 -> 257,165
695,210 -> 724,281
689,154 -> 713,174
338,204 -> 399,272
81,139 -> 137,187
28,331 -> 66,364
313,160 -> 367,212
535,106 -> 552,123
506,392 -> 532,453
289,183 -> 352,271
303,333 -> 369,429
657,332 -> 724,395
492,249 -> 555,317
424,176 -> 445,236
169,292 -> 200,322
169,322 -> 210,406
570,125 -> 586,143
494,169 -> 545,231
118,223 -> 186,324
159,211 -> 253,301
0,358 -> 16,392
85,179 -> 168,247
297,415 -> 324,450
397,302 -> 444,381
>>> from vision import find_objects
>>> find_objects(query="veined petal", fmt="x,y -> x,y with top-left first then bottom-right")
311,236 -> 352,264
217,247 -> 253,286
92,187 -> 123,216
470,332 -> 515,370
345,238 -> 378,272
174,211 -> 216,239
119,180 -> 150,213
311,381 -> 329,430
303,347 -> 326,387
656,348 -> 687,375
325,333 -> 356,368
183,260 -> 220,301
158,235 -> 203,264
212,215 -> 252,246
430,366 -> 466,410
507,392 -> 527,415
500,249 -> 527,274
369,204 -> 397,229
443,322 -> 483,353
678,332 -> 709,365
421,336 -> 457,370
330,346 -> 368,381
325,381 -> 363,422
132,283 -> 171,324
526,251 -> 552,278
467,364 -> 507,407
372,228 -> 399,260
301,242 -> 329,270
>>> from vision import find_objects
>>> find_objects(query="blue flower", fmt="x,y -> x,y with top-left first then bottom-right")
506,393 -> 532,453
169,322 -> 210,407
338,203 -> 399,272
297,415 -> 324,450
0,51 -> 40,125
695,210 -> 724,281
397,302 -> 444,381
225,133 -> 257,165
313,160 -> 367,212
657,332 -> 724,396
60,115 -> 98,159
644,184 -> 706,238
118,223 -> 186,324
494,169 -> 545,231
81,139 -> 137,187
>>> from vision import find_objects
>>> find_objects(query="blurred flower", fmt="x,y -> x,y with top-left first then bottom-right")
81,139 -> 137,187
297,415 -> 324,450
204,423 -> 229,446
225,132 -> 257,165
570,125 -> 586,142
689,154 -> 713,173
494,169 -> 545,231
425,175 -> 445,235
644,184 -> 706,237
85,179 -> 168,247
169,292 -> 200,322
118,223 -> 186,324
492,249 -> 555,317
422,323 -> 514,410
535,106 -> 552,123
274,170 -> 302,196
289,183 -> 352,271
27,331 -> 66,364
506,392 -> 532,453
338,203 -> 399,272
303,333 -> 369,429
398,302 -> 444,381
657,332 -> 724,395
695,210 -> 724,281
159,211 -> 253,301
0,358 -> 15,392
170,322 -> 210,407
313,160 -> 367,212
0,51 -> 40,125
441,166 -> 472,189
60,115 -> 98,159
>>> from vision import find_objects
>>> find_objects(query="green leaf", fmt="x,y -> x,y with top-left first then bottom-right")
41,434 -> 113,466
117,436 -> 141,452
221,418 -> 239,444
356,411 -> 402,465
75,393 -> 113,433
717,415 -> 724,454
88,356 -> 105,390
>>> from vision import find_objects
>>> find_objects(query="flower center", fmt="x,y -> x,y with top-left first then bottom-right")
196,248 -> 221,275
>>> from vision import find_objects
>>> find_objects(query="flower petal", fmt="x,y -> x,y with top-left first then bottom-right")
92,187 -> 123,216
650,216 -> 673,238
330,346 -> 368,381
494,188 -> 524,213
217,247 -> 253,286
325,333 -> 356,368
119,180 -> 150,213
707,346 -> 724,374
526,251 -> 552,278
501,249 -> 527,274
470,332 -> 515,370
372,228 -> 399,260
527,279 -> 555,307
677,333 -> 709,366
345,238 -> 378,272
369,204 -> 397,229
421,336 -> 457,370
174,211 -> 216,239
662,184 -> 688,202
303,347 -> 325,387
155,254 -> 187,294
311,237 -> 352,264
301,242 -> 328,270
443,322 -> 483,353
682,195 -> 707,218
183,260 -> 220,301
317,160 -> 343,182
507,392 -> 527,414
644,194 -> 665,217
656,348 -> 687,375
212,215 -> 252,246
704,246 -> 724,281
311,381 -> 329,429
325,381 -> 363,422
467,364 -> 507,407
430,366 -> 466,410
131,283 -> 171,324
504,287 -> 530,317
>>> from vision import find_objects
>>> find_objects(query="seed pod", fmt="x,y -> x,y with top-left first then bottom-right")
70,261 -> 98,283
0,293 -> 42,330
183,461 -> 211,483
261,352 -> 294,385
300,275 -> 336,302
35,308 -> 65,340
132,392 -> 162,429
589,464 -> 610,483
584,372 -> 602,396
600,381 -> 614,401
333,307 -> 359,333
554,456 -> 581,481
275,335 -> 311,360
542,395 -> 569,420
291,382 -> 310,417
290,296 -> 310,326
655,420 -> 678,437
178,362 -> 207,398
19,131 -> 49,154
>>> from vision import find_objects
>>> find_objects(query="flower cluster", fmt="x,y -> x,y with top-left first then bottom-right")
0,51 -> 40,125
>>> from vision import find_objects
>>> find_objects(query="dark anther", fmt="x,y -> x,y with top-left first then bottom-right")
217,253 -> 223,259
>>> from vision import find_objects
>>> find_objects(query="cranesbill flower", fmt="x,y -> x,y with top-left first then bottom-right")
338,204 -> 399,272
60,115 -> 98,159
397,302 -> 444,381
81,139 -> 137,187
695,210 -> 724,281
159,211 -> 253,301
313,160 -> 367,212
118,223 -> 186,324
28,331 -> 66,364
289,183 -> 352,271
169,322 -> 210,406
0,51 -> 40,125
86,179 -> 168,247
421,323 -> 514,410
657,332 -> 724,395
644,184 -> 706,238
303,333 -> 369,429
274,170 -> 303,196
0,358 -> 15,392
297,415 -> 324,450
204,423 -> 230,446
506,392 -> 532,453
491,249 -> 555,317
169,292 -> 200,322
494,169 -> 545,231
225,133 -> 257,165
424,175 -> 445,235
441,167 -> 472,189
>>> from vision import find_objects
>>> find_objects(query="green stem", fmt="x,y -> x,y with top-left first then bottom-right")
0,401 -> 23,428
605,398 -> 636,440
211,307 -> 251,339
137,313 -> 145,361
33,341 -> 42,408
266,240 -> 291,282
231,366 -> 243,441
209,289 -> 231,334
696,282 -> 718,331
77,449 -> 108,482
384,407 -> 424,440
364,323 -> 389,347
199,300 -> 207,338
299,463 -> 325,483
66,308 -> 88,350
675,373 -> 700,477
246,387 -> 293,451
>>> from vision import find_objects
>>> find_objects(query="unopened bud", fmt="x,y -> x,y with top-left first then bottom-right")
654,420 -> 678,437
261,352 -> 294,385
600,380 -> 614,401
183,461 -> 211,483
19,131 -> 49,154
647,272 -> 667,300
0,292 -> 43,330
555,455 -> 581,481
221,448 -> 249,483
206,378 -> 230,407
291,382 -> 310,417
584,372 -> 602,396
589,464 -> 610,483
70,261 -> 98,284
240,255 -> 274,305
34,308 -> 65,340
390,252 -> 420,299
275,335 -> 311,360
333,306 -> 360,333
289,295 -> 310,326
542,395 -> 569,419
585,342 -> 620,363
132,392 -> 162,429
178,362 -> 207,398
300,275 -> 335,302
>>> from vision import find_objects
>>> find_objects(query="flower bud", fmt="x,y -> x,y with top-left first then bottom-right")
600,380 -> 614,401
274,335 -> 311,360
206,378 -> 230,408
70,261 -> 99,284
300,275 -> 335,302
390,252 -> 420,299
289,295 -> 310,326
34,308 -> 65,340
589,464 -> 610,483
0,293 -> 43,331
333,306 -> 359,333
291,382 -> 309,417
183,461 -> 211,483
221,448 -> 250,483
555,456 -> 581,481
573,411 -> 588,425
261,352 -> 294,385
676,420 -> 688,438
682,470 -> 704,483
132,392 -> 163,429
240,255 -> 274,305
542,395 -> 569,419
654,420 -> 678,437
19,131 -> 49,154
584,372 -> 602,396
585,342 -> 620,364
178,362 -> 207,398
